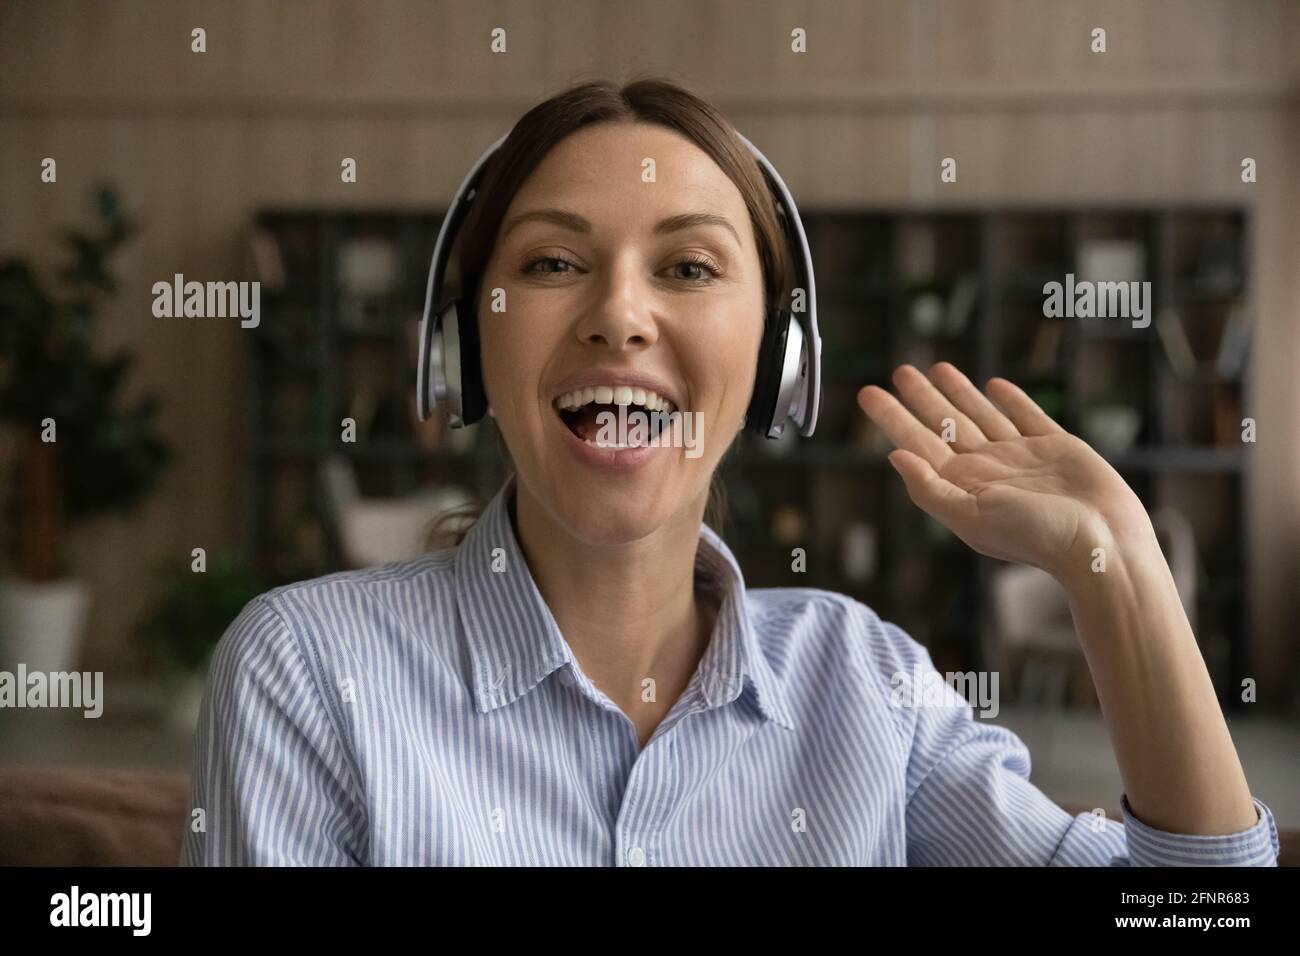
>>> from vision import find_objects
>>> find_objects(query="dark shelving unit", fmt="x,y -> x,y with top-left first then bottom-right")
245,205 -> 1252,708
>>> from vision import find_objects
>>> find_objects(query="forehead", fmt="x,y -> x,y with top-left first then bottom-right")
505,121 -> 753,235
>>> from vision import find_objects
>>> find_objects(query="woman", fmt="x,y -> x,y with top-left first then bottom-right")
182,78 -> 1278,866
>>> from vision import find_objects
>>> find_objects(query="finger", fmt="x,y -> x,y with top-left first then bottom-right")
890,364 -> 987,452
984,377 -> 1066,437
857,384 -> 955,470
887,448 -> 979,528
926,362 -> 1020,442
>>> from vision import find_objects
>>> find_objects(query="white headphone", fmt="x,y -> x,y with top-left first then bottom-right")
417,129 -> 821,439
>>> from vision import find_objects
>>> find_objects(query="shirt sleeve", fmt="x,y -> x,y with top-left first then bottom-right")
859,611 -> 1279,867
179,595 -> 364,865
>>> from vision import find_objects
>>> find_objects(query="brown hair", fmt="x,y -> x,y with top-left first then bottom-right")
429,74 -> 792,549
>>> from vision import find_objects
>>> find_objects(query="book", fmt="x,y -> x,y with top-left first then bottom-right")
1027,322 -> 1063,373
1214,303 -> 1253,379
1155,307 -> 1196,377
247,228 -> 286,291
944,274 -> 980,335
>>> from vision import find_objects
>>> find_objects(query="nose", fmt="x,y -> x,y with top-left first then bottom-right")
572,254 -> 660,351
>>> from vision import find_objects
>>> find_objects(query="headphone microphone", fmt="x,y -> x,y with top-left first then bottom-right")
417,129 -> 821,440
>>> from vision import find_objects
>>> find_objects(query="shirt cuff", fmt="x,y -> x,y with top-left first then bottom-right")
1120,793 -> 1280,866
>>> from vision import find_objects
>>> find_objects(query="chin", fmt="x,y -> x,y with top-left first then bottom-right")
552,484 -> 676,547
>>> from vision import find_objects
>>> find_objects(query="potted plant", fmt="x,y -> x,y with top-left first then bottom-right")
137,552 -> 263,732
0,186 -> 169,672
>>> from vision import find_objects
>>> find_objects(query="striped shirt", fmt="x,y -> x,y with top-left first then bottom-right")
181,471 -> 1279,866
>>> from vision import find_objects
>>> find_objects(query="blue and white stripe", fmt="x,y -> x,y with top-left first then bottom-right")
181,471 -> 1279,866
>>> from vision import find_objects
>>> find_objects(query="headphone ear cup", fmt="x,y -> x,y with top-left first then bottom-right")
457,298 -> 488,426
744,308 -> 792,437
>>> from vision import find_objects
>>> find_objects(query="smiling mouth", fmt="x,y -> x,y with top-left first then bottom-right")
553,391 -> 679,447
553,403 -> 670,447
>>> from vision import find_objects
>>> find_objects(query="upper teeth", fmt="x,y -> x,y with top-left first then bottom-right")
555,385 -> 677,413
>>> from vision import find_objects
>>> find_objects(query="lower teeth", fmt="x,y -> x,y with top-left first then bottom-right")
582,437 -> 647,449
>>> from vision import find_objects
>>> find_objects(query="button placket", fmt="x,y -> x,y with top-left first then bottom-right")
614,732 -> 679,867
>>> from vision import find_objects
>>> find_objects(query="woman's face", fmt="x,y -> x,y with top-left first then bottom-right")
477,121 -> 767,545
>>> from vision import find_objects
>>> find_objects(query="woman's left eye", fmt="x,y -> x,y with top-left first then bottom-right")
668,256 -> 721,282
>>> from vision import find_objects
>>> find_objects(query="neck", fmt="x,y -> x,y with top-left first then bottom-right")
511,477 -> 715,718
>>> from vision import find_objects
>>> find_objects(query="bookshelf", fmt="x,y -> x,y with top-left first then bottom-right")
246,205 -> 1252,708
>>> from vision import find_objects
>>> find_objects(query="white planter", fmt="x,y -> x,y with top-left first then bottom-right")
0,577 -> 91,673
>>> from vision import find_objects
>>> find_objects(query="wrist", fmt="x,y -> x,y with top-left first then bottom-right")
1053,508 -> 1162,599
1057,521 -> 1196,659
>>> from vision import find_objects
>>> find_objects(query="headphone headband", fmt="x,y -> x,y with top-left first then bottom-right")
418,127 -> 821,437
732,130 -> 822,437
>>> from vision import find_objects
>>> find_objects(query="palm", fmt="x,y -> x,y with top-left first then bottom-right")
858,364 -> 1151,581
938,433 -> 1108,565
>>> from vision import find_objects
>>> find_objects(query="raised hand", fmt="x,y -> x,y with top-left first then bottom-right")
857,362 -> 1156,586
859,362 -> 1267,842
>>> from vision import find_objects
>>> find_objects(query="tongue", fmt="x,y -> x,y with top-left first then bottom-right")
570,403 -> 616,442
566,403 -> 669,443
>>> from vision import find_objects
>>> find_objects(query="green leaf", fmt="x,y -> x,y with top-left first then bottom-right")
0,185 -> 170,528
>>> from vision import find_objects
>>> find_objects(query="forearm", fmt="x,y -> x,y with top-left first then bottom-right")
1060,523 -> 1258,837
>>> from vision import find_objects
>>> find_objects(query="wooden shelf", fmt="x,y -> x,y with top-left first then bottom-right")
1108,447 -> 1245,472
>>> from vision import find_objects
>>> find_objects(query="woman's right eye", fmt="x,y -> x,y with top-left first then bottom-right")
522,255 -> 575,275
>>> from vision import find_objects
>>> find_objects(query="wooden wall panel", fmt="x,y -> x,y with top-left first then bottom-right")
0,0 -> 1295,698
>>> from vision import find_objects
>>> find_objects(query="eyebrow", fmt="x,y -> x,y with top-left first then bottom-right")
501,208 -> 741,246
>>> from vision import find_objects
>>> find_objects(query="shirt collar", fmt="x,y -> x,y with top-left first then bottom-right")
453,472 -> 795,731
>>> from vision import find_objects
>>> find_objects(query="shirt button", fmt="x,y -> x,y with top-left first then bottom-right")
627,846 -> 646,867
558,669 -> 575,687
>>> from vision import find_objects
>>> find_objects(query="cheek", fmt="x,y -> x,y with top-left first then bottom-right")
682,319 -> 762,432
711,313 -> 764,390
478,316 -> 536,417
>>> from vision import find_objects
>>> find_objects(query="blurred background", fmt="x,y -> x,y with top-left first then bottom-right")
0,0 -> 1297,862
